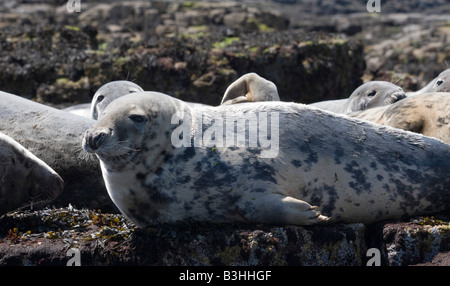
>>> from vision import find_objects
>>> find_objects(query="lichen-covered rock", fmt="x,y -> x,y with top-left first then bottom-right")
0,1 -> 365,106
368,217 -> 450,266
0,206 -> 367,266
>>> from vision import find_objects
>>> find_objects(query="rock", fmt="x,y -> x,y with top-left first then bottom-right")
1,206 -> 449,266
0,206 -> 367,266
0,1 -> 365,105
367,217 -> 450,266
414,251 -> 450,266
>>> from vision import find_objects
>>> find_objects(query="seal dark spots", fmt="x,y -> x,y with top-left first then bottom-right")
334,147 -> 344,165
246,148 -> 261,155
291,159 -> 302,168
376,174 -> 384,181
344,161 -> 371,194
241,158 -> 278,184
195,159 -> 237,188
251,188 -> 266,193
183,202 -> 193,211
370,161 -> 377,170
437,117 -> 448,127
158,150 -> 173,163
155,167 -> 163,176
194,161 -> 202,172
182,147 -> 196,160
136,173 -> 146,181
178,175 -> 191,184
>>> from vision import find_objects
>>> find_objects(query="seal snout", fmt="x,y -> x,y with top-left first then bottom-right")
84,128 -> 111,152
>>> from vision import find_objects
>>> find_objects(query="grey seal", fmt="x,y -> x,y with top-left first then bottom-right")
220,73 -> 280,105
62,103 -> 91,118
61,81 -> 144,119
349,92 -> 450,144
309,81 -> 406,114
0,132 -> 64,214
91,80 -> 144,120
407,68 -> 450,96
0,90 -> 116,212
82,91 -> 450,227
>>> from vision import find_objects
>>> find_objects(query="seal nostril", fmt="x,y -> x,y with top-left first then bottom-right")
88,132 -> 107,150
93,132 -> 107,150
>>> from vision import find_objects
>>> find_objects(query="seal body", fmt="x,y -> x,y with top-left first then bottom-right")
220,73 -> 279,105
407,68 -> 450,96
309,81 -> 406,114
63,103 -> 91,118
0,132 -> 64,214
349,92 -> 450,144
83,92 -> 450,227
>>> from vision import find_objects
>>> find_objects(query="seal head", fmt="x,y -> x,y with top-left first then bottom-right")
91,80 -> 144,120
342,81 -> 406,113
408,68 -> 450,97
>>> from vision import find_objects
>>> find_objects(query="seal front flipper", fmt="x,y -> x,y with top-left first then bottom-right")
238,193 -> 329,226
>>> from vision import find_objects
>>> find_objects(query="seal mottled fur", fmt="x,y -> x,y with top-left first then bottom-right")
349,92 -> 450,144
83,92 -> 450,227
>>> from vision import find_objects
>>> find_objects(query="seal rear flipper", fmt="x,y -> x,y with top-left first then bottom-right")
238,194 -> 329,226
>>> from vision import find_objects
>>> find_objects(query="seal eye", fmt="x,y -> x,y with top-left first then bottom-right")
129,115 -> 146,124
435,79 -> 444,87
367,90 -> 377,97
97,95 -> 105,102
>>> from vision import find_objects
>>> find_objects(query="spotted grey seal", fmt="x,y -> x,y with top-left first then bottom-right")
349,92 -> 450,144
309,81 -> 406,114
220,73 -> 280,105
407,68 -> 450,96
0,132 -> 64,214
82,91 -> 450,227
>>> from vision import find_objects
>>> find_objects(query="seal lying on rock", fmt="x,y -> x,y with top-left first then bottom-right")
0,132 -> 64,214
349,92 -> 450,144
0,90 -> 115,212
309,81 -> 406,114
407,68 -> 450,96
82,92 -> 450,227
220,73 -> 280,105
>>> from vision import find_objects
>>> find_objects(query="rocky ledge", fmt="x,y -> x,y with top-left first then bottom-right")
1,206 -> 449,266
